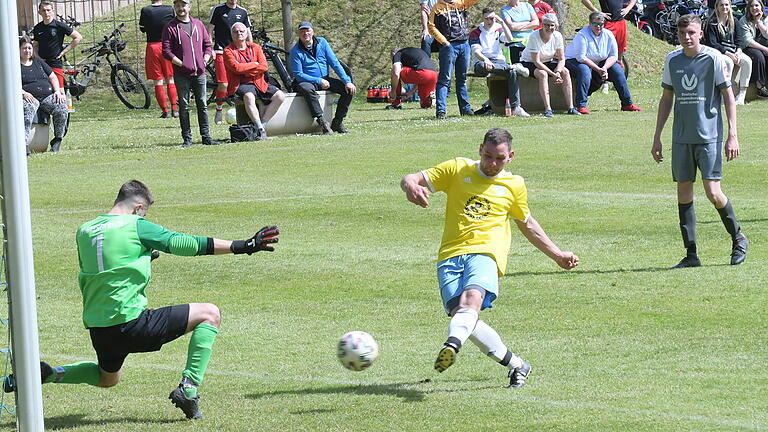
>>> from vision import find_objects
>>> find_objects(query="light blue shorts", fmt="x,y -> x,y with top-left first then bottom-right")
437,253 -> 499,315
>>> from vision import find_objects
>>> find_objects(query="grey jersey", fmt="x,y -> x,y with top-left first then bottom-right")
661,45 -> 730,145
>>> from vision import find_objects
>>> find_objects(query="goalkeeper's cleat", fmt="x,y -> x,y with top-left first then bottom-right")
169,382 -> 203,419
671,255 -> 701,269
434,344 -> 457,373
4,361 -> 54,393
507,360 -> 531,388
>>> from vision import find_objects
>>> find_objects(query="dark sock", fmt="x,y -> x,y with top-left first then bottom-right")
716,200 -> 741,239
678,202 -> 697,257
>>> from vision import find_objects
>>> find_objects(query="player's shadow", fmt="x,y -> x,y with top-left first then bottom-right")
504,266 -> 670,277
44,414 -> 184,429
247,381 -> 428,403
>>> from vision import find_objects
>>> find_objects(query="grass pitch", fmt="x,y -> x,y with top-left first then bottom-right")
4,85 -> 767,431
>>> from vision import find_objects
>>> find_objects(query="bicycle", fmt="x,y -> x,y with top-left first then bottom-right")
63,23 -> 150,109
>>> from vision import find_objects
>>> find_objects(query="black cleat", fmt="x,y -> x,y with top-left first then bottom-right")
160,111 -> 169,119
507,360 -> 531,388
474,105 -> 493,115
181,139 -> 193,148
4,361 -> 54,393
49,138 -> 62,153
671,256 -> 701,269
316,117 -> 333,134
169,383 -> 203,419
731,233 -> 748,265
331,118 -> 348,133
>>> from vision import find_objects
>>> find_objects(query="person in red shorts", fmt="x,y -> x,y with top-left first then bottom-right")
207,0 -> 251,124
581,0 -> 635,65
32,1 -> 82,89
388,47 -> 437,109
140,0 -> 179,118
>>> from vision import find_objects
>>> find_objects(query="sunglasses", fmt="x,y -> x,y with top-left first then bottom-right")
590,22 -> 605,27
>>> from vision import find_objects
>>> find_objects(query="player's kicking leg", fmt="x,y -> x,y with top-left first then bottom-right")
468,320 -> 531,388
169,302 -> 220,420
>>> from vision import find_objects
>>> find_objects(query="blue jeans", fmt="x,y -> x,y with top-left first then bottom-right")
421,35 -> 434,56
473,59 -> 520,108
175,73 -> 210,142
565,58 -> 632,108
436,41 -> 472,114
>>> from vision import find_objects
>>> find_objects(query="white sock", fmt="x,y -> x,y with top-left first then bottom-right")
447,308 -> 479,348
468,320 -> 523,369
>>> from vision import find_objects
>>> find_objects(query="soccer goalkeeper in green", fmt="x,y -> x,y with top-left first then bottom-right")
42,180 -> 278,419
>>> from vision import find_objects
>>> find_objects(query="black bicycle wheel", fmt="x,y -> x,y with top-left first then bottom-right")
110,64 -> 150,109
620,54 -> 630,79
205,63 -> 218,105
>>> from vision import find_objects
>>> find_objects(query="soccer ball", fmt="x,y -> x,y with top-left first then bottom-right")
337,331 -> 379,371
225,108 -> 237,125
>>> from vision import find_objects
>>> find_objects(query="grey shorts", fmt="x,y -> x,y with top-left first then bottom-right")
671,141 -> 722,182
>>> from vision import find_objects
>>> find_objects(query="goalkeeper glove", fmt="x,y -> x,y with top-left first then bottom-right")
230,226 -> 280,254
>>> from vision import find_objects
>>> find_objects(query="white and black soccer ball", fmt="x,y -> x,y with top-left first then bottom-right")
337,331 -> 379,371
225,108 -> 238,125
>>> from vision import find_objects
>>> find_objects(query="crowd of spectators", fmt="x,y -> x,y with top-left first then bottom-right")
19,0 -> 768,153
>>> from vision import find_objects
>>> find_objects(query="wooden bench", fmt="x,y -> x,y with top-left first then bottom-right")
234,90 -> 334,136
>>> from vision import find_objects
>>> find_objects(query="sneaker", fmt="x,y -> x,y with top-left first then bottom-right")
511,63 -> 530,78
512,106 -> 530,118
601,82 -> 610,94
316,117 -> 333,134
507,360 -> 531,388
621,103 -> 643,112
543,109 -> 554,118
169,383 -> 203,419
202,137 -> 220,146
214,109 -> 224,125
331,118 -> 349,133
160,111 -> 169,119
460,110 -> 475,116
172,109 -> 180,118
731,233 -> 748,265
576,106 -> 591,115
257,128 -> 268,141
434,344 -> 457,373
181,139 -> 192,148
567,107 -> 581,115
385,104 -> 402,110
671,255 -> 701,269
757,87 -> 768,98
436,111 -> 446,120
49,138 -> 62,153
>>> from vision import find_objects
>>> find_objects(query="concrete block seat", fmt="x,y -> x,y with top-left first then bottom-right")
234,90 -> 334,136
27,110 -> 51,153
483,74 -> 572,114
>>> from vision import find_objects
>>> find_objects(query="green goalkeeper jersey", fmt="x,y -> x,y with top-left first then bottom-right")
76,214 -> 210,328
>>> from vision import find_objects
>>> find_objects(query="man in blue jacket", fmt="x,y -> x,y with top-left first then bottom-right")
289,21 -> 357,134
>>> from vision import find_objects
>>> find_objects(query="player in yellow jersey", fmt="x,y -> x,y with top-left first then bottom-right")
400,128 -> 579,387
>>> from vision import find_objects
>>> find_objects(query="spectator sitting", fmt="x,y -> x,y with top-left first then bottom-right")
500,0 -> 539,62
388,47 -> 437,109
564,12 -> 643,114
737,0 -> 768,97
289,21 -> 356,134
520,13 -> 579,116
223,22 -> 286,140
531,0 -> 555,30
470,8 -> 530,117
19,36 -> 68,154
705,0 -> 752,104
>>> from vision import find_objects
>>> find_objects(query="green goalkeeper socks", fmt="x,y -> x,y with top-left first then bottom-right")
52,361 -> 101,386
182,323 -> 219,394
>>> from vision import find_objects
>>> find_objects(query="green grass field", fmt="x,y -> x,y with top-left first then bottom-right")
3,84 -> 767,431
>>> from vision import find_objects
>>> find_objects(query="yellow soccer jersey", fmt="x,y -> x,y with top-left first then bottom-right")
423,157 -> 530,275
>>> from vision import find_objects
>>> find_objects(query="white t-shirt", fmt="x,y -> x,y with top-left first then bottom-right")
520,29 -> 563,63
470,23 -> 510,62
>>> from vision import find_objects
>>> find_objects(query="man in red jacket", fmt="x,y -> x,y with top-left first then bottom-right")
162,0 -> 219,147
223,22 -> 285,140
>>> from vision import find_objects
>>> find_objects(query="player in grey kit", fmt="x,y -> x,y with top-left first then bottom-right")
652,13 -> 748,268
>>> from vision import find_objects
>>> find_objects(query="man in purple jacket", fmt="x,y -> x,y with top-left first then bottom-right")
162,0 -> 219,147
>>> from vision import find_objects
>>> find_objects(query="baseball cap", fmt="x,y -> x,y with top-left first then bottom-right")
298,21 -> 313,30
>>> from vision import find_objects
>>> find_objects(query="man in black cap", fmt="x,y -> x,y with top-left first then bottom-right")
288,21 -> 356,134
